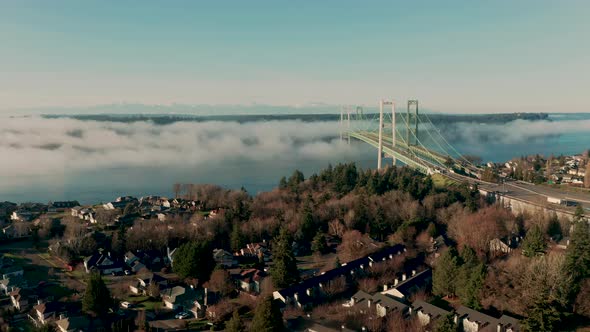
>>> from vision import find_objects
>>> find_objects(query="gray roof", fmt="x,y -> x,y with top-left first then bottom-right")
412,300 -> 450,320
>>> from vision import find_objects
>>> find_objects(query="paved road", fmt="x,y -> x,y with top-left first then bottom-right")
444,172 -> 590,216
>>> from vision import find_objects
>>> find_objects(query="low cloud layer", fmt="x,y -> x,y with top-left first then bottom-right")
441,119 -> 590,144
0,117 -> 362,177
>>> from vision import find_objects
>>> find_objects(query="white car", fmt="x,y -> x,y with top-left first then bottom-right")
120,301 -> 133,309
175,312 -> 191,319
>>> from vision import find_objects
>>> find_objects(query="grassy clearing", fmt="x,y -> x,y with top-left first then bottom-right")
431,173 -> 459,189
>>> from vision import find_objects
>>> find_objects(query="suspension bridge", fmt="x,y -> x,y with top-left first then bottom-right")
339,99 -> 590,219
339,99 -> 480,176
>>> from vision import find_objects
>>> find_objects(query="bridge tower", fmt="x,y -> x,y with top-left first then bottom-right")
378,100 -> 395,170
340,106 -> 353,144
406,100 -> 419,146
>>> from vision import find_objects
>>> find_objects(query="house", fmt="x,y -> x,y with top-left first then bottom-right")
0,277 -> 27,295
455,306 -> 520,332
33,301 -> 67,325
162,286 -> 198,310
556,237 -> 570,250
411,300 -> 451,327
234,269 -> 266,294
497,314 -> 520,332
239,242 -> 271,262
83,252 -> 126,274
190,289 -> 211,319
55,316 -> 99,332
2,223 -> 31,238
48,201 -> 80,213
274,245 -> 405,308
78,208 -> 97,223
126,249 -> 165,270
140,196 -> 171,208
381,269 -> 432,300
1,265 -> 24,280
9,288 -> 37,311
129,273 -> 169,295
213,249 -> 237,268
102,201 -> 128,210
343,290 -> 408,318
489,236 -> 520,254
0,202 -> 17,222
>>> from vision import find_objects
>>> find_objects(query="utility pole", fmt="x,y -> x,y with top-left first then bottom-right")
378,100 -> 384,170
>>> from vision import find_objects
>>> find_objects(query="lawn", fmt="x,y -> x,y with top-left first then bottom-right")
42,284 -> 74,299
431,173 -> 459,189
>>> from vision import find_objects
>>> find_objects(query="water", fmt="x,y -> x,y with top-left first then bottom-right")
0,113 -> 588,204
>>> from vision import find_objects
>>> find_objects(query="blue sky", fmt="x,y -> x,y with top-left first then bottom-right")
1,1 -> 588,113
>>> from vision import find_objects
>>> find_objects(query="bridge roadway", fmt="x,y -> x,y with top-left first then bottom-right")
348,130 -> 590,218
448,172 -> 590,217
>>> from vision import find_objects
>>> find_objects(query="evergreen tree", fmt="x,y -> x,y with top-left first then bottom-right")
456,246 -> 485,309
230,222 -> 245,253
278,176 -> 288,190
433,248 -> 459,298
311,231 -> 328,255
546,213 -> 562,240
287,170 -> 305,189
82,272 -> 113,317
250,296 -> 284,332
574,205 -> 586,222
173,241 -> 215,283
112,225 -> 127,255
434,313 -> 459,332
522,225 -> 546,257
226,311 -> 245,332
270,227 -> 300,288
521,301 -> 562,332
565,219 -> 590,281
300,195 -> 316,242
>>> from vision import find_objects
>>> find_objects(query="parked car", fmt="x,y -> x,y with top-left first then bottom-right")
120,301 -> 134,309
175,312 -> 191,319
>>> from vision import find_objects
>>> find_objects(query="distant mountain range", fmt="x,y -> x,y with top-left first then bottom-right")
41,112 -> 549,125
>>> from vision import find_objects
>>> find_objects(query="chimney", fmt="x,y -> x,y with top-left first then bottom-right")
369,261 -> 373,267
59,314 -> 66,320
497,324 -> 502,332
204,288 -> 208,306
394,278 -> 399,286
367,299 -> 372,308
360,264 -> 364,270
383,284 -> 388,291
294,293 -> 299,301
37,299 -> 42,305
389,254 -> 393,259
306,288 -> 312,297
402,273 -> 407,281
412,270 -> 416,277
453,315 -> 458,324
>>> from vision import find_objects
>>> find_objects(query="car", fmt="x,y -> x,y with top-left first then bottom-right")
175,312 -> 191,319
124,270 -> 132,275
120,301 -> 134,309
